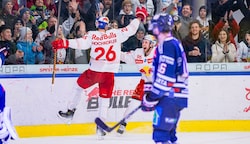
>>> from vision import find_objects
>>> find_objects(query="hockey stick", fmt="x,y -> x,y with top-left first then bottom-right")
95,105 -> 142,132
51,0 -> 62,86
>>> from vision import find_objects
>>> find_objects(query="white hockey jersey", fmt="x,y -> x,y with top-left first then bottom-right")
120,47 -> 156,82
68,19 -> 140,73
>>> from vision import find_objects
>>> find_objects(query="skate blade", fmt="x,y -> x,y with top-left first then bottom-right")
116,130 -> 125,137
56,113 -> 73,125
97,135 -> 104,140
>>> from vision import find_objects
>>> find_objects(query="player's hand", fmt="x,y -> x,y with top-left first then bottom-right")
51,38 -> 69,50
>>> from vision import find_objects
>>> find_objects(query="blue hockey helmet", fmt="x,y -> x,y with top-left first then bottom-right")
97,16 -> 109,29
148,13 -> 174,33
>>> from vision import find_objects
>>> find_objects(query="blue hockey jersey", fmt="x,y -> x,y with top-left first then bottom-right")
151,37 -> 189,107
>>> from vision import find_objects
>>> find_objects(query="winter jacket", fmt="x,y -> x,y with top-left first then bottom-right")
16,41 -> 44,64
211,41 -> 236,63
237,40 -> 250,62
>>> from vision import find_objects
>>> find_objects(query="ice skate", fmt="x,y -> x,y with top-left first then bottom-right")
96,126 -> 106,140
117,122 -> 127,135
57,108 -> 76,124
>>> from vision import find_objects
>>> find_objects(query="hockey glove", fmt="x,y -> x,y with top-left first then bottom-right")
51,39 -> 69,50
141,82 -> 158,112
135,6 -> 148,21
141,93 -> 158,112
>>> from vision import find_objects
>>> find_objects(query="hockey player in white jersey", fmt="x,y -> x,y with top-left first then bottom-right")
116,34 -> 157,135
141,13 -> 189,144
0,46 -> 18,143
52,16 -> 140,139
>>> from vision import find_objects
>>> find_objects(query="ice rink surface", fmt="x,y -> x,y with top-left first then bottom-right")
8,132 -> 250,144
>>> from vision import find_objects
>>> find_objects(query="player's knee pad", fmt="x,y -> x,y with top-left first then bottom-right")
153,129 -> 170,143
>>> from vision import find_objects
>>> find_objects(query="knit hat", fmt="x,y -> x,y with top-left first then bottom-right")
2,0 -> 12,8
13,18 -> 24,26
20,7 -> 32,17
18,27 -> 32,41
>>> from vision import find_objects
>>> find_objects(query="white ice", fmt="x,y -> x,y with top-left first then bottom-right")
8,132 -> 250,144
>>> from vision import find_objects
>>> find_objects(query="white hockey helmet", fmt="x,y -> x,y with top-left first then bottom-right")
143,34 -> 157,46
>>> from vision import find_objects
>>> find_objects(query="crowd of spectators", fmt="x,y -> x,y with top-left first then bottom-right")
0,0 -> 249,65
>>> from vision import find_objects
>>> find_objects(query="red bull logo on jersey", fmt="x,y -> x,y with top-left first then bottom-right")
140,65 -> 152,77
92,32 -> 117,40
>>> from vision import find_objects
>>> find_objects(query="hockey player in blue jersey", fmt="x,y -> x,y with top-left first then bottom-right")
141,13 -> 189,144
0,45 -> 18,143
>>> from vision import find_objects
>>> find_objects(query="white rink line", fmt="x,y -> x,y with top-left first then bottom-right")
9,132 -> 250,144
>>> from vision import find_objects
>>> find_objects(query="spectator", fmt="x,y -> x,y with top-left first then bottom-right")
132,0 -> 155,16
55,0 -> 69,23
237,0 -> 250,43
211,0 -> 239,25
196,5 -> 211,40
11,0 -> 22,15
172,15 -> 182,41
0,25 -> 17,59
56,25 -> 67,64
20,7 -> 39,40
65,19 -> 89,64
212,10 -> 240,48
5,49 -> 24,65
101,0 -> 123,20
44,0 -> 57,17
12,18 -> 24,42
35,16 -> 57,46
61,0 -> 82,37
182,20 -> 211,63
1,23 -> 24,65
157,0 -> 179,15
117,0 -> 135,28
35,16 -> 57,64
0,0 -> 17,27
16,27 -> 44,64
26,0 -> 35,8
178,3 -> 194,40
30,0 -> 50,31
122,26 -> 145,52
109,19 -> 119,29
83,0 -> 102,31
211,28 -> 236,62
237,30 -> 250,62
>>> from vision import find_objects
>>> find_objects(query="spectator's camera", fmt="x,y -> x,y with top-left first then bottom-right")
173,15 -> 180,23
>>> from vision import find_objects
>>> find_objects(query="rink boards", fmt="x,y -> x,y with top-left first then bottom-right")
0,63 -> 250,138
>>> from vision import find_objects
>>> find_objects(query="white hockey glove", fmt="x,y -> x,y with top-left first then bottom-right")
141,82 -> 159,112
